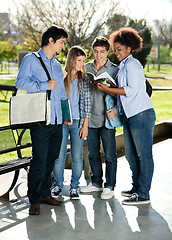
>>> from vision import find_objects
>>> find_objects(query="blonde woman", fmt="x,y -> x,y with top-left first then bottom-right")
52,46 -> 91,199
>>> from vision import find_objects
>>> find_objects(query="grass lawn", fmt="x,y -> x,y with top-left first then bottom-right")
144,63 -> 172,78
0,79 -> 16,85
0,76 -> 172,125
0,66 -> 172,162
151,90 -> 172,123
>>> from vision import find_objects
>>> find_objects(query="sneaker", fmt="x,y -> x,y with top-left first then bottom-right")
70,189 -> 80,200
122,193 -> 150,205
121,189 -> 135,197
51,186 -> 62,198
80,183 -> 103,193
100,188 -> 114,200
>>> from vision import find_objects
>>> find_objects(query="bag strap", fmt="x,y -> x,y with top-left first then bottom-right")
110,65 -> 115,78
33,52 -> 51,99
110,64 -> 119,85
145,79 -> 152,97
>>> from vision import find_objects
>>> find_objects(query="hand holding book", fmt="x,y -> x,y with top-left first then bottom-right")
87,71 -> 117,88
61,99 -> 73,124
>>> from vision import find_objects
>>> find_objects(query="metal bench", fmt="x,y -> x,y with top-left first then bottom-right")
0,125 -> 32,201
0,84 -> 16,101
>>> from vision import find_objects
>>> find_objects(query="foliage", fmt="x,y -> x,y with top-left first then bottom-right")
148,44 -> 172,64
13,0 -> 120,55
106,14 -> 128,34
153,19 -> 172,49
0,31 -> 6,41
9,0 -> 153,66
130,20 -> 152,67
0,39 -> 17,61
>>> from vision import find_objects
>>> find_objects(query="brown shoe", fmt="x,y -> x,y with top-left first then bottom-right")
41,196 -> 63,206
29,203 -> 40,215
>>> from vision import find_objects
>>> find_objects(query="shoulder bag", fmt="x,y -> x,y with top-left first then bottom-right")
10,52 -> 51,129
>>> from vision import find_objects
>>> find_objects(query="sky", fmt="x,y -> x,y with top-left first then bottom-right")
121,0 -> 172,24
0,0 -> 172,25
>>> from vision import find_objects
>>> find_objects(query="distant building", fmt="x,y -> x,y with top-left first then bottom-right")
0,12 -> 11,37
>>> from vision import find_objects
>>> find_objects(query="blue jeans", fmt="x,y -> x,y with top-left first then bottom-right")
53,120 -> 84,190
28,124 -> 62,204
122,108 -> 156,199
87,127 -> 117,190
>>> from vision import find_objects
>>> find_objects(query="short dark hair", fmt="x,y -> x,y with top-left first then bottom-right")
92,36 -> 110,51
109,27 -> 143,53
41,25 -> 68,47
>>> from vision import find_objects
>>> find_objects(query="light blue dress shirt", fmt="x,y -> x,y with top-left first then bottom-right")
16,48 -> 67,125
117,54 -> 153,118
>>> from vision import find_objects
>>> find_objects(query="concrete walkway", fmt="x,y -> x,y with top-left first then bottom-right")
0,73 -> 17,79
0,138 -> 172,240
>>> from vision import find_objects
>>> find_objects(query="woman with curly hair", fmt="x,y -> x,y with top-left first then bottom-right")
95,27 -> 156,205
52,46 -> 91,199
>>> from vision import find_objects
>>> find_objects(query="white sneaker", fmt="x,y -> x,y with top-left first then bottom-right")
100,188 -> 114,200
80,183 -> 103,193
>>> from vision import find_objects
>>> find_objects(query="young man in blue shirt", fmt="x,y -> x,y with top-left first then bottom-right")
16,25 -> 68,215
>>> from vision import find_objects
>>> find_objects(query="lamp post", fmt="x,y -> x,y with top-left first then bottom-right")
158,43 -> 160,71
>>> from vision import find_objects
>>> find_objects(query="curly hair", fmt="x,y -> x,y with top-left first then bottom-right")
109,27 -> 143,53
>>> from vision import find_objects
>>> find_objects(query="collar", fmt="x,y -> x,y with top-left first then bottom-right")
119,54 -> 132,69
91,58 -> 111,69
38,48 -> 56,61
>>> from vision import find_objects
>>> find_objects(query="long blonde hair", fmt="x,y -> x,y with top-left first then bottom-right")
64,46 -> 87,98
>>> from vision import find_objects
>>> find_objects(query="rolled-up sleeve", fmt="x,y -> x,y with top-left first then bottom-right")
83,76 -> 91,119
123,60 -> 143,97
60,75 -> 68,101
16,54 -> 49,93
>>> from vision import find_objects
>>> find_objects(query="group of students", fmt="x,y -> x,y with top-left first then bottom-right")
16,25 -> 156,216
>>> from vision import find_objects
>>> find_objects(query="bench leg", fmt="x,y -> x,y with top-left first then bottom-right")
0,170 -> 20,201
0,90 -> 8,101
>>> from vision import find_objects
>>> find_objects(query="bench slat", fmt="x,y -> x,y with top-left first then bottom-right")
0,157 -> 31,175
0,143 -> 32,155
0,84 -> 16,91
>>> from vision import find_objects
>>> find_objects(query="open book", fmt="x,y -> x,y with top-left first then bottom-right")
61,99 -> 73,122
87,71 -> 117,88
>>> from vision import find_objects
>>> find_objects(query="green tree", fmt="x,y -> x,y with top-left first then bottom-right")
0,39 -> 17,61
129,19 -> 152,67
153,19 -> 172,49
0,31 -> 6,41
0,39 -> 17,72
148,44 -> 172,64
13,0 -> 120,56
160,45 -> 172,63
106,14 -> 128,34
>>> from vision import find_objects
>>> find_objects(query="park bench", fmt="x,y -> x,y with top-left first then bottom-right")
0,124 -> 90,201
0,84 -> 16,101
0,125 -> 32,201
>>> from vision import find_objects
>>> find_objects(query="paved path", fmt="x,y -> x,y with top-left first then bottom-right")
0,74 -> 17,80
153,86 -> 172,90
0,138 -> 172,240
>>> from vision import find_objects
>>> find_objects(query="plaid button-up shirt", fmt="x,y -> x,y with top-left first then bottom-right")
78,75 -> 91,128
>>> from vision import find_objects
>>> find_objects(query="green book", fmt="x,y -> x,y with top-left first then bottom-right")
61,99 -> 72,122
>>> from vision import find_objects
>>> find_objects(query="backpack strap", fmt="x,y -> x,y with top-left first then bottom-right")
110,64 -> 119,85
